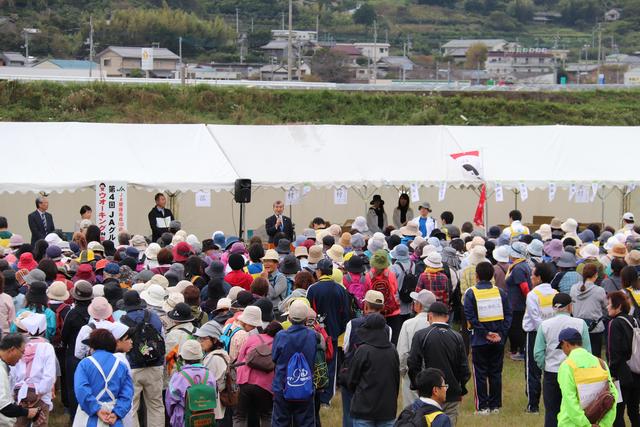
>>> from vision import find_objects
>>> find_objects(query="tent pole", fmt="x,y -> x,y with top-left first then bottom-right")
514,189 -> 519,210
166,191 -> 180,220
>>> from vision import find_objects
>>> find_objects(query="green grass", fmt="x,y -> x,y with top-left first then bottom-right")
2,81 -> 640,125
319,353 -> 543,427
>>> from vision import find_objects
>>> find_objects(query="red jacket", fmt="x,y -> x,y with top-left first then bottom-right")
225,270 -> 254,291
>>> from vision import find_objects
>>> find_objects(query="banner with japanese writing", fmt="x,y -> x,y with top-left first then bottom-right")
96,182 -> 127,242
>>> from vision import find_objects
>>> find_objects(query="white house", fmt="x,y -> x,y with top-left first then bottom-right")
354,42 -> 390,60
604,9 -> 621,22
442,39 -> 514,62
259,63 -> 311,81
486,48 -> 555,77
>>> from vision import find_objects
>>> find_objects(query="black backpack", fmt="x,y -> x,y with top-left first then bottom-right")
395,401 -> 445,427
122,310 -> 165,367
398,262 -> 419,304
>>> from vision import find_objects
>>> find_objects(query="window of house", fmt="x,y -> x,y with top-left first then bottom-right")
103,59 -> 111,66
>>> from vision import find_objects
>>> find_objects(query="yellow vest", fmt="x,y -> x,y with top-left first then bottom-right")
471,286 -> 504,322
533,288 -> 557,320
425,410 -> 444,427
564,358 -> 609,409
628,287 -> 640,307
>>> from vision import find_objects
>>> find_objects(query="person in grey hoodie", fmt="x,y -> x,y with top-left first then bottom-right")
277,270 -> 314,314
570,262 -> 607,357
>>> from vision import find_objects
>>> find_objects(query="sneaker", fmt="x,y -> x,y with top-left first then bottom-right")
475,409 -> 491,415
510,352 -> 525,361
491,408 -> 500,414
525,407 -> 539,414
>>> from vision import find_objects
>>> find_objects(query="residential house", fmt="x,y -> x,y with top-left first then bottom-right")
380,56 -> 415,80
354,42 -> 390,60
606,54 -> 640,68
186,63 -> 262,80
605,9 -> 621,22
442,39 -> 515,62
95,46 -> 179,78
0,52 -> 26,67
625,67 -> 640,84
329,44 -> 367,80
261,29 -> 318,61
33,59 -> 99,70
564,63 -> 599,84
259,63 -> 311,81
486,48 -> 555,78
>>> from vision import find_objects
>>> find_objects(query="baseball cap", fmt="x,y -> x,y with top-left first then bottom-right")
363,290 -> 384,306
289,299 -> 310,323
419,201 -> 432,211
552,292 -> 572,309
410,290 -> 436,310
624,212 -> 635,221
556,328 -> 582,349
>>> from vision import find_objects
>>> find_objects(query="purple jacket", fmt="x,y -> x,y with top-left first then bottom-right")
166,364 -> 216,427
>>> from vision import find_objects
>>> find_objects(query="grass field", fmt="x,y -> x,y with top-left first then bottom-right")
319,353 -> 543,427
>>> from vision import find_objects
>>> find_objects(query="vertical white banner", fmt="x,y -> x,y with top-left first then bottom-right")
438,182 -> 447,202
285,186 -> 301,206
302,183 -> 311,196
519,183 -> 528,201
334,186 -> 348,205
590,183 -> 599,203
548,182 -> 557,202
568,184 -> 577,201
575,185 -> 590,203
96,182 -> 127,242
409,183 -> 420,202
495,183 -> 504,202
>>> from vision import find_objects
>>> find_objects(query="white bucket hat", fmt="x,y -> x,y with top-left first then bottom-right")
140,284 -> 166,307
237,305 -> 264,328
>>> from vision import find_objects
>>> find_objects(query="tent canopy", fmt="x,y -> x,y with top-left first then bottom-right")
1,123 -> 637,193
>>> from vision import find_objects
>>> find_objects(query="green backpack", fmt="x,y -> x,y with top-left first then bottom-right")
180,368 -> 217,427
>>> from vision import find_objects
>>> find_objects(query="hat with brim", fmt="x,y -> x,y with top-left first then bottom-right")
626,250 -> 640,266
26,281 -> 48,306
194,321 -> 223,340
425,252 -> 443,269
46,281 -> 70,302
509,242 -> 528,258
307,246 -> 323,264
556,252 -> 577,268
326,245 -> 344,263
399,222 -> 420,237
15,311 -> 46,336
88,296 -> 113,320
369,250 -> 390,270
162,292 -> 185,313
294,246 -> 308,258
410,236 -> 426,251
167,302 -> 195,322
71,280 -> 94,301
345,255 -> 365,274
262,249 -> 280,262
579,243 -> 599,259
492,246 -> 510,263
543,239 -> 564,258
527,239 -> 544,257
465,236 -> 485,252
608,243 -> 628,258
237,305 -> 263,327
140,284 -> 166,307
276,239 -> 291,255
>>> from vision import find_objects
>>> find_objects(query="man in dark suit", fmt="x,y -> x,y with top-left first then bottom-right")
28,196 -> 55,244
148,193 -> 174,243
265,200 -> 294,244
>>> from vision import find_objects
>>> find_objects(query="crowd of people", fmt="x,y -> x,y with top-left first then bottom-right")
0,192 -> 639,426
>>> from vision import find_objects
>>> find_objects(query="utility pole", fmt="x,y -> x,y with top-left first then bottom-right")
316,15 -> 319,38
178,36 -> 183,81
89,16 -> 94,78
22,28 -> 40,65
287,0 -> 293,81
282,12 -> 285,31
251,17 -> 254,33
373,20 -> 377,84
236,8 -> 239,34
597,23 -> 602,65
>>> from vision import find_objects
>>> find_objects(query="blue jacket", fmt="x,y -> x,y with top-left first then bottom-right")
11,307 -> 56,341
74,350 -> 133,427
121,309 -> 164,369
306,279 -> 350,340
272,324 -> 317,396
505,261 -> 531,312
463,281 -> 513,347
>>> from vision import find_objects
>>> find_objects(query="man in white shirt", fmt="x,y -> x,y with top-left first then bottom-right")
619,212 -> 635,235
501,210 -> 530,242
397,290 -> 436,407
522,263 -> 558,414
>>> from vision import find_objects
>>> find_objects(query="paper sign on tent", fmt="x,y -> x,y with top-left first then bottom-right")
409,184 -> 420,202
495,183 -> 504,202
334,186 -> 348,205
195,191 -> 211,207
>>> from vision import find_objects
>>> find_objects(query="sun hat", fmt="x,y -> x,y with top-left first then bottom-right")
579,243 -> 599,259
280,254 -> 300,275
390,244 -> 410,261
351,216 -> 369,233
46,245 -> 62,261
214,298 -> 232,312
25,269 -> 46,285
122,290 -> 146,311
345,255 -> 366,274
145,243 -> 161,261
625,250 -> 640,266
327,224 -> 341,238
227,286 -> 245,303
180,339 -> 203,361
468,246 -> 488,265
168,302 -> 195,322
302,228 -> 317,240
47,281 -> 70,302
425,252 -> 443,269
229,242 -> 247,255
172,242 -> 193,263
550,217 -> 563,230
603,236 -> 619,252
18,253 -> 38,271
262,249 -> 280,263
364,290 -> 384,306
276,239 -> 291,255
410,236 -> 426,251
95,259 -> 108,272
509,242 -> 528,258
162,292 -> 185,313
88,296 -> 113,320
561,218 -> 578,233
465,236 -> 485,252
307,246 -> 323,264
578,229 -> 595,244
140,284 -> 166,307
288,299 -> 311,323
370,249 -> 389,270
211,231 -> 225,248
15,311 -> 47,336
609,243 -> 628,258
194,321 -> 224,340
399,222 -> 420,237
535,224 -> 552,242
253,298 -> 275,324
147,274 -> 170,289
556,252 -> 578,268
232,291 -> 256,309
88,242 -> 105,254
238,305 -> 263,327
103,263 -> 120,275
9,234 -> 24,248
92,284 -> 105,298
420,245 -> 438,260
527,239 -> 544,257
339,233 -> 352,248
71,280 -> 93,301
294,246 -> 308,258
26,281 -> 48,305
326,245 -> 345,263
543,239 -> 564,258
410,289 -> 436,310
427,237 -> 443,253
492,245 -> 510,263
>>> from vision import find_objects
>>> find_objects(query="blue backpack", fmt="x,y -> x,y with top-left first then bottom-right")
220,324 -> 242,353
284,352 -> 314,401
285,276 -> 294,297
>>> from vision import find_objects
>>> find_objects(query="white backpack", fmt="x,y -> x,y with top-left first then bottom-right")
619,316 -> 640,374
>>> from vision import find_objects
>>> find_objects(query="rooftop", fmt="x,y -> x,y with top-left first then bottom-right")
442,39 -> 508,49
97,46 -> 179,60
1,51 -> 26,62
38,59 -> 99,69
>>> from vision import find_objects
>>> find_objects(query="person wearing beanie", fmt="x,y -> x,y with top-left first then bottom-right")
347,312 -> 400,425
533,292 -> 591,427
74,296 -> 115,359
272,300 -> 317,426
306,258 -> 350,405
224,253 -> 253,291
364,249 -> 402,344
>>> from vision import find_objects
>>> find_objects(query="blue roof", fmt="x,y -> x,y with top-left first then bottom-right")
48,59 -> 99,69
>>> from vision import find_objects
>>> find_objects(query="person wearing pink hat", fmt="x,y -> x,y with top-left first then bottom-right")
172,242 -> 193,264
17,253 -> 38,272
74,296 -> 114,359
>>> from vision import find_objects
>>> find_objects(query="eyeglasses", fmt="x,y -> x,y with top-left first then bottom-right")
15,347 -> 25,356
437,384 -> 449,390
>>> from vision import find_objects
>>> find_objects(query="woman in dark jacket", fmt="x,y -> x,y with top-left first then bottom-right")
607,290 -> 640,427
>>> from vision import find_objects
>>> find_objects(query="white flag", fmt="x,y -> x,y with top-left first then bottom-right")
409,184 -> 420,202
568,184 -> 577,201
590,183 -> 599,202
548,183 -> 557,202
627,183 -> 637,195
495,183 -> 504,202
438,182 -> 447,202
519,183 -> 528,201
334,186 -> 348,205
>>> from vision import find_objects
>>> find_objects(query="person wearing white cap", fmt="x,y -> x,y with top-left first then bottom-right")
194,321 -> 230,423
505,241 -> 533,361
111,322 -> 135,427
619,212 -> 636,236
74,296 -> 115,359
12,311 -> 56,426
397,290 -> 437,407
416,253 -> 451,314
165,340 -> 217,427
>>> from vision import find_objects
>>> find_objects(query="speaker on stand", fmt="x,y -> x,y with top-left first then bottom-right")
234,179 -> 252,240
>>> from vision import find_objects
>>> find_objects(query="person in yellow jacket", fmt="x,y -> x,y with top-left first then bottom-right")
557,327 -> 617,427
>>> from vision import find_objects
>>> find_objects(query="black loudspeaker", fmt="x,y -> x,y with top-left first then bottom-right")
234,179 -> 252,203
